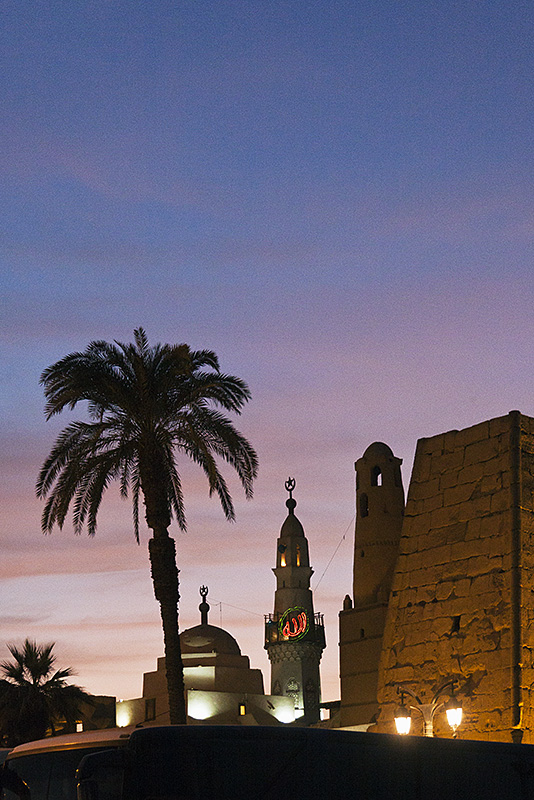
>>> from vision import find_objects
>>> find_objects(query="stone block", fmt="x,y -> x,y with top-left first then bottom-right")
411,452 -> 432,482
431,504 -> 461,528
490,490 -> 511,514
450,539 -> 478,561
466,554 -> 501,577
443,522 -> 468,543
433,449 -> 466,474
443,432 -> 461,453
422,493 -> 444,513
478,513 -> 508,539
435,580 -> 455,601
417,435 -> 445,456
431,616 -> 455,637
401,532 -> 416,553
405,498 -> 425,516
454,420 -> 490,448
387,665 -> 415,683
404,618 -> 433,643
439,470 -> 460,489
489,415 -> 511,438
457,495 -> 492,522
470,573 -> 497,595
464,438 -> 502,465
453,577 -> 472,597
465,517 -> 482,540
407,478 -> 441,502
482,453 -> 511,476
399,642 -> 435,666
443,482 -> 478,506
400,512 -> 432,539
420,563 -> 451,586
412,545 -> 452,571
441,560 -> 469,582
458,463 -> 492,485
416,527 -> 451,551
398,588 -> 418,608
481,472 -> 504,494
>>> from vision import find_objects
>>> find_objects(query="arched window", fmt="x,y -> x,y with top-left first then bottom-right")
359,493 -> 369,517
371,466 -> 382,486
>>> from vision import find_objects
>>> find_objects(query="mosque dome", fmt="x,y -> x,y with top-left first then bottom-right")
363,441 -> 395,459
180,623 -> 241,656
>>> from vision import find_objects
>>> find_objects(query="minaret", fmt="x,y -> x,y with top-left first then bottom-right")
339,442 -> 405,728
264,478 -> 326,725
352,442 -> 404,607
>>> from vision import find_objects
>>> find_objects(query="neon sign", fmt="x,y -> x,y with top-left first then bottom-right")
279,607 -> 309,640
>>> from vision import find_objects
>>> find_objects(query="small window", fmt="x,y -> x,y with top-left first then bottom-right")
239,703 -> 246,716
145,697 -> 156,721
371,466 -> 382,486
360,493 -> 369,517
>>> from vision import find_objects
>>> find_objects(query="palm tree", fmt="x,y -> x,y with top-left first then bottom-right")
0,640 -> 91,746
36,329 -> 258,724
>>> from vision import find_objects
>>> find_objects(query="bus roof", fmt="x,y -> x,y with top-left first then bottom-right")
6,728 -> 134,758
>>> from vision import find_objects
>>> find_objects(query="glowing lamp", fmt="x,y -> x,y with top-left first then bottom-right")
274,706 -> 295,724
116,704 -> 132,728
445,696 -> 463,736
394,694 -> 412,735
187,693 -> 215,721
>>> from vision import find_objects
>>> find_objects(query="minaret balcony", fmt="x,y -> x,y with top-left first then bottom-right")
264,612 -> 325,648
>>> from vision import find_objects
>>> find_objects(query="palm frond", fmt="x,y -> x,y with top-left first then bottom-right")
38,329 -> 257,539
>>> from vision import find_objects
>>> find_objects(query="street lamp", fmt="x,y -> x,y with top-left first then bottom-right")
394,691 -> 412,735
394,681 -> 463,738
445,693 -> 463,737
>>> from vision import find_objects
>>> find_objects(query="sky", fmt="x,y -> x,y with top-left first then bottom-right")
2,0 -> 534,705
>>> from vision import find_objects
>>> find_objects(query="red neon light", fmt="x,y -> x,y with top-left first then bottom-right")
282,611 -> 307,639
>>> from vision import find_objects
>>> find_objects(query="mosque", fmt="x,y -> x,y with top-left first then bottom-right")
116,479 -> 326,728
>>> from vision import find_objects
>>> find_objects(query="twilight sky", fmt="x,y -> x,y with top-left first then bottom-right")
2,0 -> 534,705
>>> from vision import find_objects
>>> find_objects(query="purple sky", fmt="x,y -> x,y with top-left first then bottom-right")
2,0 -> 534,704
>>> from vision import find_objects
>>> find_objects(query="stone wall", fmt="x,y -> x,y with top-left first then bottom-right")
376,411 -> 534,742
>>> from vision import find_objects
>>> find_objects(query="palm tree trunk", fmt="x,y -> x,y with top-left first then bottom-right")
148,534 -> 187,724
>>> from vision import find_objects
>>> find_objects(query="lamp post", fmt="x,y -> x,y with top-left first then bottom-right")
394,680 -> 463,738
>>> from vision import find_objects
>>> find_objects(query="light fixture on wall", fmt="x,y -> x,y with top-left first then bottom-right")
394,680 -> 463,738
445,692 -> 463,737
394,691 -> 412,735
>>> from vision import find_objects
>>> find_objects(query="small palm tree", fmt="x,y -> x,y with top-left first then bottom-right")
0,640 -> 91,746
36,329 -> 258,723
